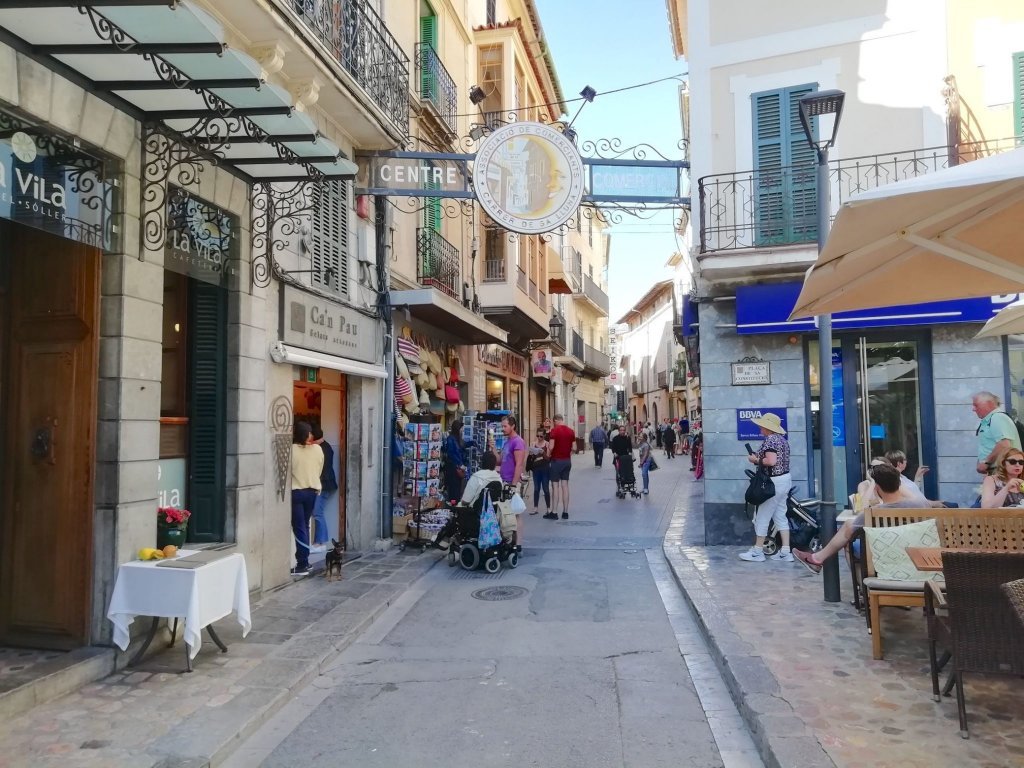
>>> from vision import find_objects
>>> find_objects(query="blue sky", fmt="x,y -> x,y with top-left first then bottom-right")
535,0 -> 689,321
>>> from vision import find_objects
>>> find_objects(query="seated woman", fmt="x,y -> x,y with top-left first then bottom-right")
460,451 -> 502,506
981,446 -> 1024,508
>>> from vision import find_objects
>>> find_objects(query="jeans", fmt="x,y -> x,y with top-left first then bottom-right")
640,458 -> 650,491
291,488 -> 317,568
532,466 -> 550,509
312,490 -> 334,544
593,442 -> 605,466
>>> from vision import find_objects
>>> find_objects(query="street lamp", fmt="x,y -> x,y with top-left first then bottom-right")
547,313 -> 564,341
799,89 -> 845,603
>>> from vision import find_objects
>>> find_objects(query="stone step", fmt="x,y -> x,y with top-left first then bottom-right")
0,646 -> 115,721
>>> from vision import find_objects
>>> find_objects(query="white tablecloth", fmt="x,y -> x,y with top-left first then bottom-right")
106,550 -> 251,659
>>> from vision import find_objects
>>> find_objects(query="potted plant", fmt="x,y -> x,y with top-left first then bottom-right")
157,506 -> 191,549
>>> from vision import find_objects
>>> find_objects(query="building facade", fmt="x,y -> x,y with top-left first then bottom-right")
668,0 -> 1024,542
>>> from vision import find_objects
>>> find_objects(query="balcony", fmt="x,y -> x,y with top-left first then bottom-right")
477,256 -> 550,347
415,43 -> 457,137
631,380 -> 639,395
416,228 -> 459,301
657,371 -> 668,390
698,137 -> 1020,254
288,0 -> 409,137
547,246 -> 578,295
571,330 -> 585,361
574,273 -> 609,316
584,344 -> 611,376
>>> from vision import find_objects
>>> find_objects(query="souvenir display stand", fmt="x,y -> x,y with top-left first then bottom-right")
395,421 -> 450,551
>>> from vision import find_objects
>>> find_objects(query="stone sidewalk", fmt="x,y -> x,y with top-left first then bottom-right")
664,485 -> 1024,768
0,550 -> 438,768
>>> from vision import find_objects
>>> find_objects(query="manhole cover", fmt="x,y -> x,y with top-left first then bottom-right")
472,586 -> 529,601
557,520 -> 598,526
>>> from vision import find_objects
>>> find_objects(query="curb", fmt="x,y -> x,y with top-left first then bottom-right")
662,540 -> 836,768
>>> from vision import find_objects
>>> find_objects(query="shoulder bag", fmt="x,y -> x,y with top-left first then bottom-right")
744,462 -> 775,507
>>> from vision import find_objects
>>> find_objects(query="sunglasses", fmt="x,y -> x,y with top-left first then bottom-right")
1006,459 -> 1024,466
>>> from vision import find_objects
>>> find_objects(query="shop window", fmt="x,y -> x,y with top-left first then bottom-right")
311,180 -> 349,297
509,380 -> 522,421
486,374 -> 505,410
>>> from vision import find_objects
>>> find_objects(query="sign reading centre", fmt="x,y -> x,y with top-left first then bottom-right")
736,408 -> 788,441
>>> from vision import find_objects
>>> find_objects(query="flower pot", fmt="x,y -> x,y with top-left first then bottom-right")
157,522 -> 188,550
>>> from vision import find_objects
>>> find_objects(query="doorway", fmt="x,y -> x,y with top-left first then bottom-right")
809,333 -> 935,502
0,222 -> 99,648
293,371 -> 347,545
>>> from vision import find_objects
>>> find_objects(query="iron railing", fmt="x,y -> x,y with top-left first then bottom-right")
415,43 -> 457,135
584,344 -> 611,375
571,330 -> 584,361
657,371 -> 668,389
289,0 -> 409,135
697,137 -> 1022,253
416,228 -> 460,300
483,254 -> 505,282
580,273 -> 609,315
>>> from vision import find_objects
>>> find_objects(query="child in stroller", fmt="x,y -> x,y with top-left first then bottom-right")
614,453 -> 642,499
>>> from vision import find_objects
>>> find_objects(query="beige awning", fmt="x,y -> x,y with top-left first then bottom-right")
390,288 -> 508,345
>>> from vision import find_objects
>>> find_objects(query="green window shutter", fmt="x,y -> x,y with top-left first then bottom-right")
187,281 -> 227,543
312,180 -> 348,296
420,15 -> 438,102
752,83 -> 818,245
1014,51 -> 1024,140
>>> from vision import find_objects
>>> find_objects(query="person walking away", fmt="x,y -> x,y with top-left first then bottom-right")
638,431 -> 652,494
443,419 -> 472,503
547,414 -> 576,519
794,463 -> 923,574
662,422 -> 676,460
528,428 -> 551,516
973,391 -> 1022,476
739,413 -> 792,562
590,422 -> 608,467
499,416 -> 527,543
981,446 -> 1024,508
290,421 -> 323,576
310,425 -> 338,552
655,419 -> 664,448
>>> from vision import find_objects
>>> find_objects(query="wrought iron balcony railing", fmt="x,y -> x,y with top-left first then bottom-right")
289,0 -> 409,135
571,330 -> 584,361
698,137 -> 1021,253
657,371 -> 668,389
416,228 -> 460,301
584,344 -> 610,376
579,273 -> 609,315
483,254 -> 506,282
415,43 -> 457,135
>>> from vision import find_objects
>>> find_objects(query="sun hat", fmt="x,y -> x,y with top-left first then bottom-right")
395,355 -> 409,379
750,412 -> 786,435
428,350 -> 442,373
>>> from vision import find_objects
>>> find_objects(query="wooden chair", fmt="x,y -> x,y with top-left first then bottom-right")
924,551 -> 1024,738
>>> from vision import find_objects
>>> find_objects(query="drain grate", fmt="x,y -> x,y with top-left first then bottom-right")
556,520 -> 598,526
472,586 -> 529,601
449,568 -> 506,581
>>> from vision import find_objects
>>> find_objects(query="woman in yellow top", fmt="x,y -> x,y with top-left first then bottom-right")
291,421 -> 323,576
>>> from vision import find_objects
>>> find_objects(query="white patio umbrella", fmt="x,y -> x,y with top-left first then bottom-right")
791,146 -> 1024,319
975,300 -> 1024,338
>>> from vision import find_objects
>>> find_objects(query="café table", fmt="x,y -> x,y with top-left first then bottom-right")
906,546 -> 944,572
106,549 -> 251,672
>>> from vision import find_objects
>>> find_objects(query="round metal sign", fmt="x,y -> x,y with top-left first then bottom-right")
473,121 -> 585,234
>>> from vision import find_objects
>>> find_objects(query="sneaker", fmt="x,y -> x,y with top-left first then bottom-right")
290,565 -> 311,577
543,512 -> 557,520
770,548 -> 794,562
643,489 -> 650,495
561,512 -> 569,520
793,549 -> 822,574
738,548 -> 766,562
310,544 -> 327,554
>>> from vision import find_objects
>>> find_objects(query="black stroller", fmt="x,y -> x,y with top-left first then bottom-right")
614,454 -> 642,499
744,470 -> 821,556
435,480 -> 521,572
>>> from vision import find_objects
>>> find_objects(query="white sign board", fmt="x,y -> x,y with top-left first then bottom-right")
731,360 -> 771,386
281,284 -> 380,364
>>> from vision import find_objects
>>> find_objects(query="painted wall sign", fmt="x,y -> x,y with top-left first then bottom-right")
165,189 -> 238,286
281,283 -> 380,364
473,122 -> 585,234
736,408 -> 788,441
731,358 -> 771,386
0,113 -> 116,250
531,348 -> 553,379
477,344 -> 527,378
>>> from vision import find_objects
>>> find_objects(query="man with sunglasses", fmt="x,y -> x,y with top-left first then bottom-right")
973,391 -> 1022,476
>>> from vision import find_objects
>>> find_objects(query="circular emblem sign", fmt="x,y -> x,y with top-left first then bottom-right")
473,121 -> 585,234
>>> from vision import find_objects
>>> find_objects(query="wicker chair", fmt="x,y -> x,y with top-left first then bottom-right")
923,551 -> 1024,738
1001,578 -> 1024,630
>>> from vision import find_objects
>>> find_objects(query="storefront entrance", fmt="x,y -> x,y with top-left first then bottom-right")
809,332 -> 936,501
293,372 -> 347,544
0,222 -> 99,648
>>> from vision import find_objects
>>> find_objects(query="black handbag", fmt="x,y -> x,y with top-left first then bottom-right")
744,463 -> 775,507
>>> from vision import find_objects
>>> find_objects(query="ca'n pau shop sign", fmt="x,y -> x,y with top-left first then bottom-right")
0,110 -> 118,251
280,283 -> 381,365
477,344 -> 527,378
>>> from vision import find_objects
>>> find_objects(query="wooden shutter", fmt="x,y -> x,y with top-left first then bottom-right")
312,180 -> 349,296
187,281 -> 227,543
1014,52 -> 1024,140
423,167 -> 441,234
752,84 -> 818,245
420,14 -> 437,102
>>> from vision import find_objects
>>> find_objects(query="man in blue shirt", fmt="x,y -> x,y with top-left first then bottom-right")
974,391 -> 1022,475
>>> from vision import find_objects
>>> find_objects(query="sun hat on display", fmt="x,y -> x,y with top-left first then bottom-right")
750,412 -> 786,435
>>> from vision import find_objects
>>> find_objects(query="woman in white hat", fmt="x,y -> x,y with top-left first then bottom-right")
740,412 -> 792,562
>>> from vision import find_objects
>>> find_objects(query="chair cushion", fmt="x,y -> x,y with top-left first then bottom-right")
862,577 -> 927,592
865,518 -> 945,582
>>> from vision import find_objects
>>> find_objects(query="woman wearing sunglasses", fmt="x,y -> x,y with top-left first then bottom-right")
981,447 -> 1024,508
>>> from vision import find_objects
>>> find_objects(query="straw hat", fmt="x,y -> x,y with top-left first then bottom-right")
395,355 -> 409,379
428,350 -> 442,373
750,412 -> 786,435
418,387 -> 430,406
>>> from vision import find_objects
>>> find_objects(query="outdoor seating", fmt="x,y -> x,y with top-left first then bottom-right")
859,509 -> 1024,660
1001,577 -> 1024,630
923,551 -> 1024,739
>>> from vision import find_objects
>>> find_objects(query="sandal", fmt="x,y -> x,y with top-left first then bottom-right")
529,509 -> 539,515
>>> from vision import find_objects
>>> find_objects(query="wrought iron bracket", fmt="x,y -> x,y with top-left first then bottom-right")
250,180 -> 317,290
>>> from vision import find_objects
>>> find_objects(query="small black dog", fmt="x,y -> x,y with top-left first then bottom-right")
325,538 -> 344,581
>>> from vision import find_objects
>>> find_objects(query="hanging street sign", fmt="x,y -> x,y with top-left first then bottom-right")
355,151 -> 473,199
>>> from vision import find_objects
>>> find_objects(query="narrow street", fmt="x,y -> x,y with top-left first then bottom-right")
223,454 -> 762,768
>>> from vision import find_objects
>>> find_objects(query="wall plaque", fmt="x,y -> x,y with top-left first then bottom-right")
731,357 -> 771,386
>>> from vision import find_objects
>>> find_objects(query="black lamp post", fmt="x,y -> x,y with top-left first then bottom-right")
798,89 -> 845,603
548,313 -> 564,342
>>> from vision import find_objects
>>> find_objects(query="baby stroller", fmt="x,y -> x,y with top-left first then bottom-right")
440,480 -> 521,572
614,454 -> 642,499
744,471 -> 821,556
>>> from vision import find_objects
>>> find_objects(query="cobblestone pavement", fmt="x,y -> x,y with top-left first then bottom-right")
666,513 -> 1024,767
0,551 -> 436,768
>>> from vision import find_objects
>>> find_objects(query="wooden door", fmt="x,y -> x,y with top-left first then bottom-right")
0,224 -> 99,648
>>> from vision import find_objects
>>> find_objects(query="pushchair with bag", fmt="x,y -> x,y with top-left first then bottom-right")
614,454 -> 642,499
436,480 -> 521,572
744,470 -> 821,556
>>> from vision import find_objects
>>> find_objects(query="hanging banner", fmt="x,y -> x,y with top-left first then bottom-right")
531,349 -> 553,379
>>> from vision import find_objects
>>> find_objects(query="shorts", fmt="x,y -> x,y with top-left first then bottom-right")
550,458 -> 572,482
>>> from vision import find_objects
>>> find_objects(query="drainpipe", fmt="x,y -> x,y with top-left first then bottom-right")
376,195 -> 394,539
